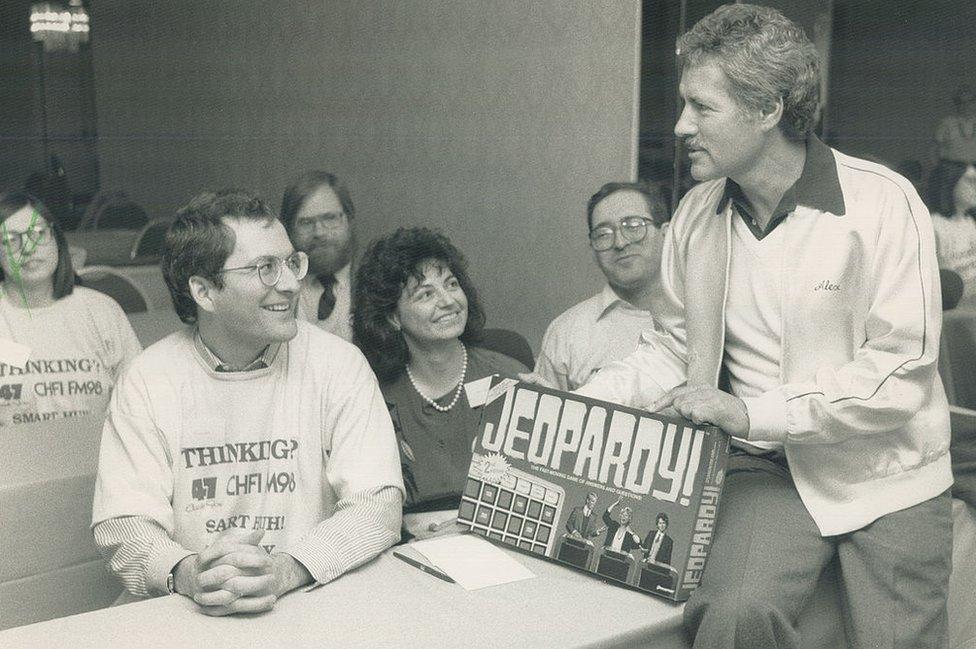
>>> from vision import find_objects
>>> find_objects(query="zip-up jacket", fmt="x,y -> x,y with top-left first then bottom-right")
579,140 -> 952,536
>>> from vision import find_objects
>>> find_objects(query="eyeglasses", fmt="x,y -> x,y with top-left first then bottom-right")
1,224 -> 52,251
293,211 -> 347,232
216,251 -> 309,287
588,216 -> 658,251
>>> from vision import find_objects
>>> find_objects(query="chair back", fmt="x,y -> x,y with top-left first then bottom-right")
950,406 -> 976,507
127,309 -> 184,347
480,327 -> 534,369
940,308 -> 976,409
941,268 -> 964,311
68,245 -> 88,271
96,201 -> 149,230
130,219 -> 171,261
77,266 -> 149,313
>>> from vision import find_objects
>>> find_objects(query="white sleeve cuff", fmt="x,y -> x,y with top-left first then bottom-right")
742,392 -> 789,443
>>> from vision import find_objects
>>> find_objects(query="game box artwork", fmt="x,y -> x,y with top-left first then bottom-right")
457,378 -> 730,602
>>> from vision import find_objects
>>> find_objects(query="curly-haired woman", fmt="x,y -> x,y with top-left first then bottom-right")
353,227 -> 526,538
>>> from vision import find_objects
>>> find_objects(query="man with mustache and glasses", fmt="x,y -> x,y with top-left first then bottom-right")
578,5 -> 952,648
532,181 -> 670,392
280,171 -> 358,341
92,190 -> 403,616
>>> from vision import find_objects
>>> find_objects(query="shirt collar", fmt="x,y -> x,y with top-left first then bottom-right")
596,284 -> 647,321
193,330 -> 280,373
717,135 -> 847,227
304,262 -> 351,290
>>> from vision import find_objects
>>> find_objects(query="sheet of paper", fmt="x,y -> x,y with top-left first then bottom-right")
0,338 -> 30,369
464,375 -> 492,408
411,533 -> 535,590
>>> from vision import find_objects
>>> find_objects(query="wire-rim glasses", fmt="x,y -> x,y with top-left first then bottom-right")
1,223 -> 52,251
216,251 -> 309,287
588,216 -> 658,251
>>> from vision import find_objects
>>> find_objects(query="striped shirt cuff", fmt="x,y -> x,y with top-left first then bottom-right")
282,486 -> 402,585
93,516 -> 194,598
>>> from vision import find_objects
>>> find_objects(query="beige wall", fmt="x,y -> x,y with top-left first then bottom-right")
90,1 -> 642,349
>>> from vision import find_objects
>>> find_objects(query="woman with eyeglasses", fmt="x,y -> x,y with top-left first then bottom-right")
0,192 -> 141,429
352,227 -> 527,539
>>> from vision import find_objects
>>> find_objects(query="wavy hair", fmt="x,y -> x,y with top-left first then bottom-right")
162,189 -> 276,324
677,3 -> 821,140
353,227 -> 485,382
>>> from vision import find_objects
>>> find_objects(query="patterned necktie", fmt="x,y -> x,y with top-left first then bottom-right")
317,274 -> 337,321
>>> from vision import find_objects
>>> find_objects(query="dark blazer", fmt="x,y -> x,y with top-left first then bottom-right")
566,506 -> 600,538
642,530 -> 673,565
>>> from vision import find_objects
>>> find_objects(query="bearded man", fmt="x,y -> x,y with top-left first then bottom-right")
280,171 -> 358,341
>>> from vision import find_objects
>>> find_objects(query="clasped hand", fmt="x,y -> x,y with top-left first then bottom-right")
174,528 -> 307,616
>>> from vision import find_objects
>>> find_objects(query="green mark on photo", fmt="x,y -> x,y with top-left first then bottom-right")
0,208 -> 43,311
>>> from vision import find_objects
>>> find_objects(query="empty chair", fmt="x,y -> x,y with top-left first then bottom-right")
129,219 -> 171,261
78,191 -> 149,231
95,201 -> 149,230
77,266 -> 149,313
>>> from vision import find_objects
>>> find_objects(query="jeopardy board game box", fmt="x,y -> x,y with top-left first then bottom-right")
457,378 -> 730,602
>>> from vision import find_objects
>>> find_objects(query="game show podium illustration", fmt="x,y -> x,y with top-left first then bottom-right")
556,534 -> 595,571
639,560 -> 678,597
596,547 -> 637,583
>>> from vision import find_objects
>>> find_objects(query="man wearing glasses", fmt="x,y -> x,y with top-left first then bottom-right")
280,171 -> 357,341
92,190 -> 403,615
532,181 -> 670,391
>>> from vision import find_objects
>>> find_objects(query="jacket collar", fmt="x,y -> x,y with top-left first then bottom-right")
717,135 -> 846,228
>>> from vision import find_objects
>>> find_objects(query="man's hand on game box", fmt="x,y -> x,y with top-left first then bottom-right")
650,385 -> 749,437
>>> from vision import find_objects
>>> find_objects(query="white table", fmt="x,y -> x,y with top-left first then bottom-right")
0,545 -> 689,649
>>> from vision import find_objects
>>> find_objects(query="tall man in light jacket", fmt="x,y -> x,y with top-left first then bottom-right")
579,5 -> 953,648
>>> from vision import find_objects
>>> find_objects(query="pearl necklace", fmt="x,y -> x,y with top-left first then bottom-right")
406,342 -> 468,413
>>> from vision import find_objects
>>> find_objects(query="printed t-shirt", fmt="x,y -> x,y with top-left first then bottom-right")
92,322 -> 403,555
0,286 -> 141,428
